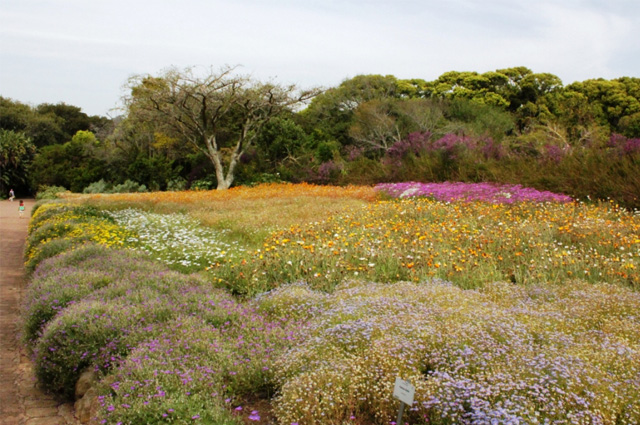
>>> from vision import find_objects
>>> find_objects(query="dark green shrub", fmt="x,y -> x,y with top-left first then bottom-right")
35,185 -> 69,200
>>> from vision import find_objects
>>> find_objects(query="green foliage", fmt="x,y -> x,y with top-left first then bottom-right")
126,154 -> 178,191
315,140 -> 340,163
1,97 -> 64,147
0,128 -> 36,194
34,185 -> 70,200
125,66 -> 320,190
443,98 -> 515,140
340,156 -> 387,185
566,78 -> 640,131
28,132 -> 109,192
166,176 -> 187,191
619,112 -> 640,137
82,179 -> 147,194
82,179 -> 110,194
254,117 -> 310,166
112,180 -> 147,193
35,103 -> 96,141
190,176 -> 216,190
1,97 -> 105,148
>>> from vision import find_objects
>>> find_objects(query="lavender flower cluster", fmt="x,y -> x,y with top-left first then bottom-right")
272,280 -> 640,424
23,244 -> 163,346
376,181 -> 573,204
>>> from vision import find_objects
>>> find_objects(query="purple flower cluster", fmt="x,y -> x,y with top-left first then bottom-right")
608,133 -> 640,156
385,132 -> 506,163
23,244 -> 163,345
93,298 -> 305,424
376,181 -> 573,204
24,239 -> 307,423
386,132 -> 432,159
316,160 -> 344,183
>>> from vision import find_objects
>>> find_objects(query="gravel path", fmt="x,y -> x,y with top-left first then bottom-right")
0,199 -> 79,425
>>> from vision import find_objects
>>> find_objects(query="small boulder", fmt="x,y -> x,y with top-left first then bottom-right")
75,369 -> 97,400
75,386 -> 98,424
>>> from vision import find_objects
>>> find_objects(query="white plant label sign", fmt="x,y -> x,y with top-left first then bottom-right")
393,377 -> 415,406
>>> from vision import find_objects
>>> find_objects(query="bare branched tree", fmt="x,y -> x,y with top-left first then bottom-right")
126,66 -> 320,189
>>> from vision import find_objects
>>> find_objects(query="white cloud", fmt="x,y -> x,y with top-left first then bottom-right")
1,0 -> 638,116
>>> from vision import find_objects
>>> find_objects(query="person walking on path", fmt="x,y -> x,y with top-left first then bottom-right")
9,188 -> 15,201
18,200 -> 25,218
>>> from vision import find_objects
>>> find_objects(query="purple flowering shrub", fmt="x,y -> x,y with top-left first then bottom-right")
272,280 -> 640,424
315,160 -> 344,183
30,242 -> 147,276
333,129 -> 640,209
93,302 -> 306,424
384,132 -> 506,164
385,132 -> 432,160
23,244 -> 164,346
33,278 -> 238,400
376,181 -> 573,203
23,269 -> 116,346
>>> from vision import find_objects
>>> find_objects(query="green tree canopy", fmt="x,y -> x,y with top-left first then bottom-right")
28,130 -> 108,192
0,129 -> 36,195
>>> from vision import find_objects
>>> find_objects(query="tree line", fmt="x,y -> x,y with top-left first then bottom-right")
1,66 -> 639,207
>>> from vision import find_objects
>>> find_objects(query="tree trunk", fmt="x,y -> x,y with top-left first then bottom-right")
204,135 -> 230,190
216,180 -> 230,190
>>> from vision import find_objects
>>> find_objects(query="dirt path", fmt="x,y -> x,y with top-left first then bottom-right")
0,199 -> 78,425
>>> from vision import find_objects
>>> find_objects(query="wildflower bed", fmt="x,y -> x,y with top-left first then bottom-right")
22,183 -> 640,424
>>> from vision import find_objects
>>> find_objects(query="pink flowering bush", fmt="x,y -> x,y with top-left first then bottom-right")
376,181 -> 573,203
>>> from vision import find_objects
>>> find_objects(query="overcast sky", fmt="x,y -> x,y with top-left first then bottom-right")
1,0 -> 638,117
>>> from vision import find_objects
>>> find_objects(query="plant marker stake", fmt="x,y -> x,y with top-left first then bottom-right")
393,377 -> 415,425
396,401 -> 405,425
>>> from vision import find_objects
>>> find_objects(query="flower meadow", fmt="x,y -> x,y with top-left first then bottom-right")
22,183 -> 640,424
214,195 -> 639,295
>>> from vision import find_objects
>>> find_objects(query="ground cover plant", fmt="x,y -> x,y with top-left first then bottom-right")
22,243 -> 164,346
22,183 -> 640,424
269,280 -> 640,424
106,208 -> 247,272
